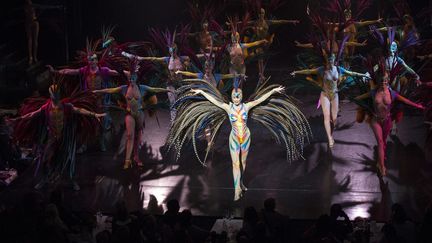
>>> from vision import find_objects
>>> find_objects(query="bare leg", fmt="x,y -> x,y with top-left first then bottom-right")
330,94 -> 339,132
229,133 -> 242,201
35,139 -> 56,189
32,21 -> 39,62
133,112 -> 145,166
26,28 -> 33,64
229,65 -> 246,85
258,59 -> 265,80
320,92 -> 334,147
239,129 -> 251,192
370,119 -> 389,176
256,59 -> 266,90
124,114 -> 135,169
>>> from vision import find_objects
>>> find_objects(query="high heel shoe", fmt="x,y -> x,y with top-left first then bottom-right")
234,189 -> 244,201
376,163 -> 387,176
240,181 -> 248,192
123,159 -> 132,169
328,138 -> 335,148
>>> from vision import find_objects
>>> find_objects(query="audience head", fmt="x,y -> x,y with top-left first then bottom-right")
179,209 -> 192,227
147,194 -> 163,215
166,199 -> 180,214
330,203 -> 343,218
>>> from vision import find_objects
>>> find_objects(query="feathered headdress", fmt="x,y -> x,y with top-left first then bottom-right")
148,25 -> 191,56
369,25 -> 419,55
187,0 -> 224,26
325,0 -> 372,23
149,28 -> 177,54
363,55 -> 402,86
244,0 -> 285,18
227,13 -> 251,41
309,11 -> 350,66
74,38 -> 103,66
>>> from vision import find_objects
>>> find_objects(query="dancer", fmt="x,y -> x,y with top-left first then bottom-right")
244,0 -> 299,83
354,59 -> 424,176
167,78 -> 311,200
47,40 -> 120,151
93,59 -> 171,169
8,81 -> 105,190
369,27 -> 420,89
25,0 -> 62,64
122,28 -> 191,123
325,0 -> 382,68
186,0 -> 226,54
175,53 -> 244,147
25,0 -> 39,65
227,18 -> 267,83
291,53 -> 369,148
370,26 -> 421,134
175,52 -> 241,88
193,20 -> 214,53
382,39 -> 420,90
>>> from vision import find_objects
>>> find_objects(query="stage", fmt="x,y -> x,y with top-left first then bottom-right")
1,75 -> 430,222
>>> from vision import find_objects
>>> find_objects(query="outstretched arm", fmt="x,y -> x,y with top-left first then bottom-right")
294,41 -> 313,48
291,68 -> 320,76
417,54 -> 432,60
220,73 -> 247,80
121,51 -> 166,63
343,69 -> 369,78
93,86 -> 123,94
47,65 -> 80,75
106,67 -> 120,76
370,26 -> 401,33
225,20 -> 254,26
401,61 -> 420,79
11,108 -> 42,121
191,89 -> 229,112
346,40 -> 367,47
175,70 -> 199,78
355,18 -> 383,27
396,94 -> 425,110
72,106 -> 106,122
246,86 -> 284,109
121,51 -> 145,61
242,39 -> 267,49
398,58 -> 421,85
220,74 -> 236,80
269,19 -> 300,25
145,86 -> 171,93
354,93 -> 369,100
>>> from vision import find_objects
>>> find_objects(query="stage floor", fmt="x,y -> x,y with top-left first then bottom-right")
1,92 -> 431,221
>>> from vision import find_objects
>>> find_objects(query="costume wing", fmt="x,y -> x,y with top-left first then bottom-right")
13,97 -> 49,145
63,90 -> 100,144
166,79 -> 228,166
248,83 -> 312,162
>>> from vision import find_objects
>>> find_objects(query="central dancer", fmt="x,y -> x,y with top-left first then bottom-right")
167,78 -> 311,201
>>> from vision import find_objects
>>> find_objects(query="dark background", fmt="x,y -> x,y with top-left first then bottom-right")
1,0 -> 431,66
